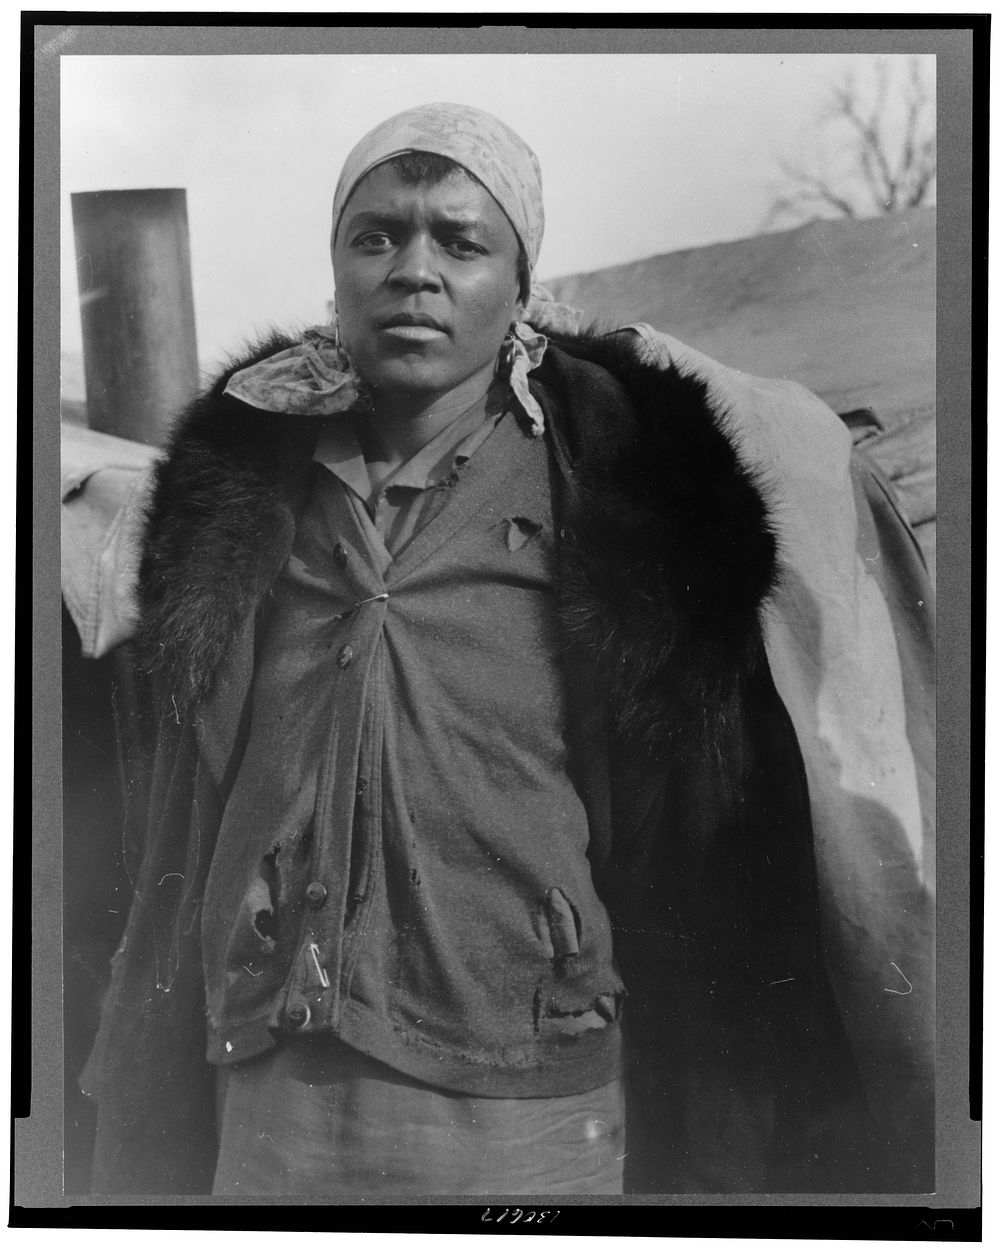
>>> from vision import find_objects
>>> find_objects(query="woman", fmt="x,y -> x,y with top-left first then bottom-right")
87,102 -> 930,1196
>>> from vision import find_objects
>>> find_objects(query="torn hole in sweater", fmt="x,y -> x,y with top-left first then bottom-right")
242,876 -> 278,953
533,986 -> 621,1038
504,516 -> 543,552
545,885 -> 582,979
531,887 -> 621,1037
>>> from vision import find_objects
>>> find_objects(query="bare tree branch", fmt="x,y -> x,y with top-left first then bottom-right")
833,75 -> 898,209
894,57 -> 932,205
776,159 -> 861,218
764,55 -> 936,229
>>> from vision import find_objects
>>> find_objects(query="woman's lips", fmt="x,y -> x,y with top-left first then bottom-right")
378,323 -> 447,342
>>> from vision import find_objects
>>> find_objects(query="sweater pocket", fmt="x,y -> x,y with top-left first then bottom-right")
533,886 -> 625,1041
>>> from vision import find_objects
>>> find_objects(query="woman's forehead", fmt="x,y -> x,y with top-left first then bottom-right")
338,164 -> 518,243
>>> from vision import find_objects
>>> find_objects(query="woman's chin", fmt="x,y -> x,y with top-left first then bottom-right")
361,358 -> 496,406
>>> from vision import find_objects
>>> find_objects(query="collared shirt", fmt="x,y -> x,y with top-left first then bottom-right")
312,389 -> 503,558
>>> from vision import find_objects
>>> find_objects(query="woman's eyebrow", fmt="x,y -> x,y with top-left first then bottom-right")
430,213 -> 483,232
342,209 -> 403,231
343,208 -> 486,233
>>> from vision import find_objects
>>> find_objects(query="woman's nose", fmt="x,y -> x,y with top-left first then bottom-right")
388,235 -> 442,290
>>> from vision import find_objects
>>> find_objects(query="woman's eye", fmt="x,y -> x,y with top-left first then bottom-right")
355,232 -> 393,250
446,238 -> 484,258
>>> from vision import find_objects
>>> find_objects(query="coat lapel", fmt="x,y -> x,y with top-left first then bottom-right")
536,338 -> 778,769
135,334 -> 319,714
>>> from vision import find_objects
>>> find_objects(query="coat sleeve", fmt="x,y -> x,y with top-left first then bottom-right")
86,707 -> 224,1195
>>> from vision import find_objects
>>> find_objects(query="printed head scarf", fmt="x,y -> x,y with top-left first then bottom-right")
332,102 -> 545,273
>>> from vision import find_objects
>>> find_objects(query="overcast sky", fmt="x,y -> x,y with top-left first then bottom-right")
60,52 -> 931,363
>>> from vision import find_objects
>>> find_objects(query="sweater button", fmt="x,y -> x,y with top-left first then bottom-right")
305,881 -> 328,908
333,543 -> 348,568
286,1002 -> 311,1030
337,644 -> 353,669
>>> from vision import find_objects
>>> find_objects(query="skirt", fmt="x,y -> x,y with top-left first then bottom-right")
212,1034 -> 626,1197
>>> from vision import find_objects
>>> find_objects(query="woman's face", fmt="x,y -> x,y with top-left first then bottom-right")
332,162 -> 525,403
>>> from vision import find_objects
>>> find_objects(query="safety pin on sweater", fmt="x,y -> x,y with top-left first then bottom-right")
308,942 -> 331,989
331,592 -> 390,625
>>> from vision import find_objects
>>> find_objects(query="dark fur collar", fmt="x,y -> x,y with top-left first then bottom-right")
137,329 -> 777,762
136,332 -> 313,710
536,333 -> 777,766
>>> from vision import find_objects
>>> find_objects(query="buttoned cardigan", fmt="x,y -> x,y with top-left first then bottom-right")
201,407 -> 626,1095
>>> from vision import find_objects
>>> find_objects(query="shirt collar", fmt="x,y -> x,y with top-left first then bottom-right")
313,389 -> 502,503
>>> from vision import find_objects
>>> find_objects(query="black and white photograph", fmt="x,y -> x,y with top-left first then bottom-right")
24,18 -> 979,1228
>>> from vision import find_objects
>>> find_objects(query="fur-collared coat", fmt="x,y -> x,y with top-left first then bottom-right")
87,328 -> 866,1195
